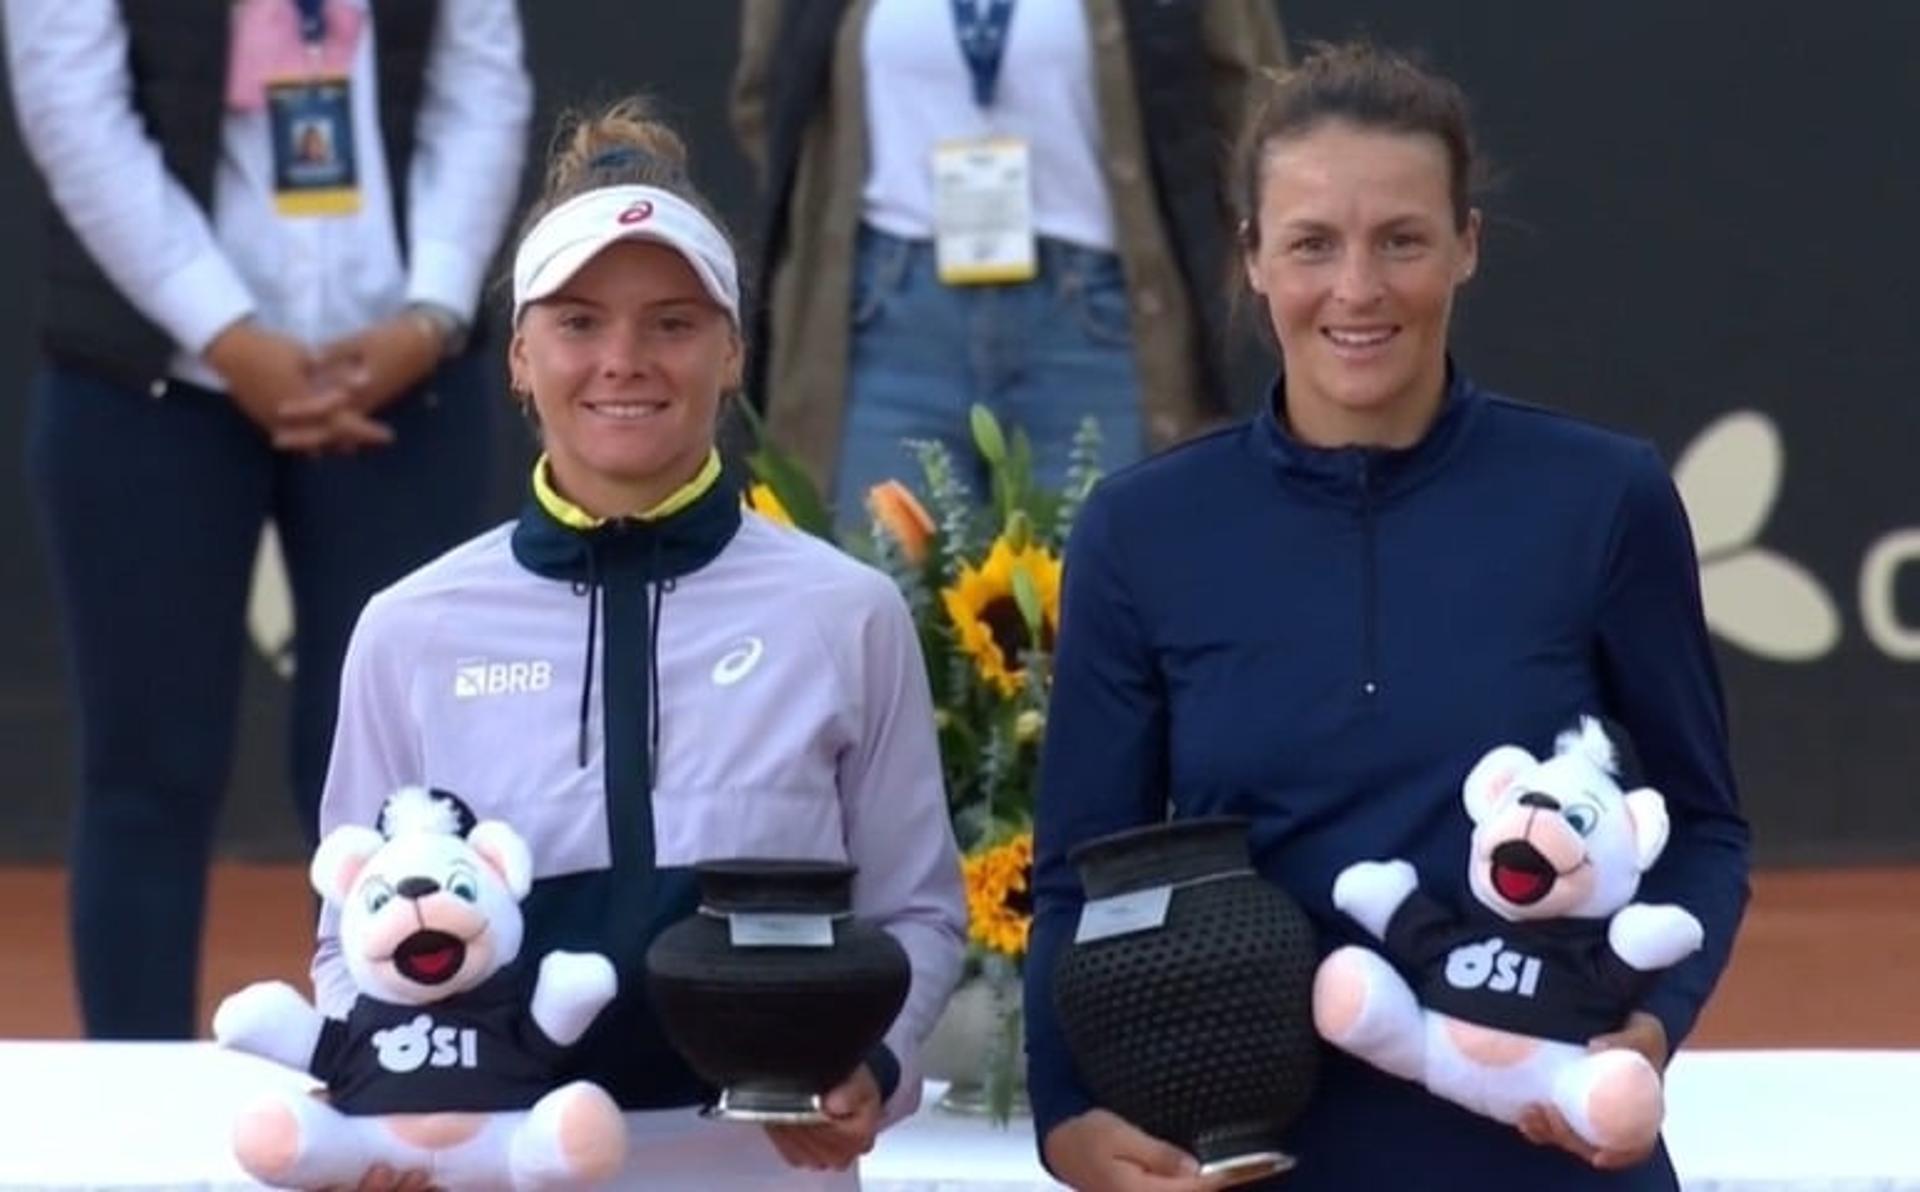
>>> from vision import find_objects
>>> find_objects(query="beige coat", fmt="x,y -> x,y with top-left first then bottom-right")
733,0 -> 1287,490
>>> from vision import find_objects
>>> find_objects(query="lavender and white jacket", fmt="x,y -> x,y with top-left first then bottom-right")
312,498 -> 966,1119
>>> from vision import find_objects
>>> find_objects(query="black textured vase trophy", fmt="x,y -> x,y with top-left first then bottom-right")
1053,817 -> 1320,1183
646,859 -> 911,1122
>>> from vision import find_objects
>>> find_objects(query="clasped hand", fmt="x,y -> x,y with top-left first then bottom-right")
763,1064 -> 886,1172
206,315 -> 445,454
1517,1010 -> 1670,1171
1044,1109 -> 1234,1192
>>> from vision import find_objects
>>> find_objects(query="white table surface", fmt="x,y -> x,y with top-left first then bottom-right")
0,1043 -> 1913,1190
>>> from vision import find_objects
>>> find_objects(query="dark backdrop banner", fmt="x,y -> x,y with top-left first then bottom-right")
1,2 -> 1914,863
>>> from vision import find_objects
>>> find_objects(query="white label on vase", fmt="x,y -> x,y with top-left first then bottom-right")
1074,886 -> 1172,944
728,912 -> 836,948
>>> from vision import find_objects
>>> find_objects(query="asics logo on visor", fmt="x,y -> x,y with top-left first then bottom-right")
711,637 -> 765,687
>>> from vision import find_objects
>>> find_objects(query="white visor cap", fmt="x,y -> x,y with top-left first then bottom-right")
511,185 -> 739,325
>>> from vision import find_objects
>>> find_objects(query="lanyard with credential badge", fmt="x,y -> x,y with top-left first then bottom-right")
952,0 -> 1015,107
933,0 -> 1036,285
294,0 -> 327,45
267,0 -> 361,216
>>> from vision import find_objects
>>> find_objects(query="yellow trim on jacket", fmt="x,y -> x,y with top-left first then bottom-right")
532,451 -> 724,529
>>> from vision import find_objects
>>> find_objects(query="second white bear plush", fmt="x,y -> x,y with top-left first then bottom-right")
1313,716 -> 1703,1154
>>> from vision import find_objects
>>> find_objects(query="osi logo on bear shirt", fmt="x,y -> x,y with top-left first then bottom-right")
1443,936 -> 1544,999
372,1012 -> 482,1073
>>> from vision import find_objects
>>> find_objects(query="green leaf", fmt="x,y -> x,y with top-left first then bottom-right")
1010,565 -> 1043,645
1005,426 -> 1034,518
970,404 -> 1008,466
746,442 -> 837,541
1004,509 -> 1033,552
910,438 -> 977,582
950,800 -> 994,851
1055,415 -> 1105,544
734,395 -> 837,539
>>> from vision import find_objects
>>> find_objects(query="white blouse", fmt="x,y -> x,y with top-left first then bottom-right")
860,0 -> 1117,251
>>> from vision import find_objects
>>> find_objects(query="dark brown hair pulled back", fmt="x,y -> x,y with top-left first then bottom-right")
1235,42 -> 1482,244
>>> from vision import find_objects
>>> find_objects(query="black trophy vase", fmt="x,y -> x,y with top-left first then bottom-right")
644,859 -> 911,1122
1052,817 -> 1319,1183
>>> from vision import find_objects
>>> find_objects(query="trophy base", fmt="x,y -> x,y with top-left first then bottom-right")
1199,1150 -> 1296,1186
702,1087 -> 828,1124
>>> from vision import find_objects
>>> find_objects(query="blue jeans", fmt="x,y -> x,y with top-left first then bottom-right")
834,225 -> 1143,523
25,356 -> 495,1038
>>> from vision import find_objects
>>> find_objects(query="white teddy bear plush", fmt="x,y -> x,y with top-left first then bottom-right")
1313,716 -> 1704,1154
214,787 -> 626,1190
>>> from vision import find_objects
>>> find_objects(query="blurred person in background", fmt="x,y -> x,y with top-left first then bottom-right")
4,0 -> 531,1040
733,0 -> 1286,519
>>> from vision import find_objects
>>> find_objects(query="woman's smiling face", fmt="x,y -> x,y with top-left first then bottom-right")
1244,119 -> 1479,448
511,239 -> 741,516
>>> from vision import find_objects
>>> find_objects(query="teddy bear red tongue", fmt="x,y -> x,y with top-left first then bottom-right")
1490,842 -> 1554,905
1494,865 -> 1546,903
394,930 -> 466,986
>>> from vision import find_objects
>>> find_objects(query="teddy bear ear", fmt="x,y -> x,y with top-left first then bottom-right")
310,826 -> 385,902
1463,745 -> 1538,824
1622,787 -> 1672,872
467,821 -> 533,900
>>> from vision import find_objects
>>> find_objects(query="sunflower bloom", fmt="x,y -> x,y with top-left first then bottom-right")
942,537 -> 1062,697
867,479 -> 936,565
745,483 -> 795,529
962,833 -> 1033,959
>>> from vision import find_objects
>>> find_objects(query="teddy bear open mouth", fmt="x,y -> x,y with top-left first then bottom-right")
393,930 -> 467,985
1490,841 -> 1556,905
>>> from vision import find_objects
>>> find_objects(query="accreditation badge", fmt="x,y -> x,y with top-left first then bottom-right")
932,136 -> 1036,285
267,74 -> 361,216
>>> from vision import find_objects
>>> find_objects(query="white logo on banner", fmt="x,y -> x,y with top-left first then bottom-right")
1675,411 -> 1841,662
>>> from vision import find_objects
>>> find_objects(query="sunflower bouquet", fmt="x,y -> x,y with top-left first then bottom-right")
743,405 -> 1102,1124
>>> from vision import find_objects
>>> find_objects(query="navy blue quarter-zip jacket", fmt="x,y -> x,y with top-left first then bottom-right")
1026,371 -> 1751,1189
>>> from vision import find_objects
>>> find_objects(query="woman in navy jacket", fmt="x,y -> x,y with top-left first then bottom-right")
1025,43 -> 1750,1191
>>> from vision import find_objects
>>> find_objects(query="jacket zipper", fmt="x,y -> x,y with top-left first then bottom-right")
1358,453 -> 1380,699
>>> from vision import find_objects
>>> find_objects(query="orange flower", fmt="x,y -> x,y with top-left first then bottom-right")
867,480 -> 936,565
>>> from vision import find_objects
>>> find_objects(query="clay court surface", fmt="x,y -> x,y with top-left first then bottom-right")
0,864 -> 1914,1044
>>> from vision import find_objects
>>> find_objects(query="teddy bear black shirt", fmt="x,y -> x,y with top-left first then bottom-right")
1383,890 -> 1656,1044
310,964 -> 569,1114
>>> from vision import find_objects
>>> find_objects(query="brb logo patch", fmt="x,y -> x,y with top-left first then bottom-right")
454,658 -> 554,699
1443,936 -> 1543,999
372,1012 -> 479,1073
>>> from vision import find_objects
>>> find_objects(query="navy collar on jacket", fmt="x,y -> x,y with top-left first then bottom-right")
509,466 -> 743,586
1251,362 -> 1483,506
508,463 -> 743,777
